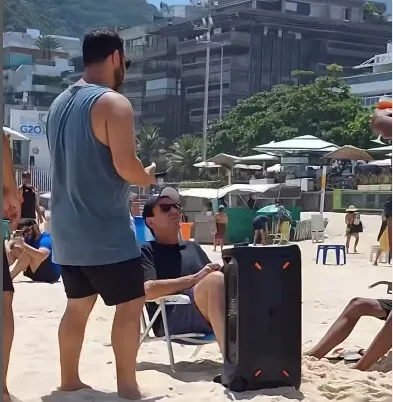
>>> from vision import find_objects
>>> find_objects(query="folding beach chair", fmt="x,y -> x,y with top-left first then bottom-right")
271,221 -> 291,244
140,294 -> 216,372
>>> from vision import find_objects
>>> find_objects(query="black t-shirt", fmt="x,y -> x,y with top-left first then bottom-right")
141,240 -> 211,333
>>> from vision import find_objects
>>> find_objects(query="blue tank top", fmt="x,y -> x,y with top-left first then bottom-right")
46,84 -> 140,266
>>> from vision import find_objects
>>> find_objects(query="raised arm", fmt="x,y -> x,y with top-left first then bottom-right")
91,92 -> 156,187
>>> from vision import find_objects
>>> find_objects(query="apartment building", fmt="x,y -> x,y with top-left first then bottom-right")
3,28 -> 81,168
120,0 -> 391,140
344,42 -> 392,107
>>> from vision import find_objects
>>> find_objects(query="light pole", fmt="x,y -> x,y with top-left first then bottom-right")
198,41 -> 226,120
193,0 -> 214,162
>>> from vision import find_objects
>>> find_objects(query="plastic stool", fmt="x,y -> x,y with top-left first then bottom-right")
370,245 -> 389,263
316,245 -> 346,265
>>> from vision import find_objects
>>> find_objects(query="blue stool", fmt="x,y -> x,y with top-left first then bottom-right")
316,245 -> 346,265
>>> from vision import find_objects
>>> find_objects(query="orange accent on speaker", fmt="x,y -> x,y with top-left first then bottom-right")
255,262 -> 262,270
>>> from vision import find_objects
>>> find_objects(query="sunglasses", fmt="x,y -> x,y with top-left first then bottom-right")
158,203 -> 182,213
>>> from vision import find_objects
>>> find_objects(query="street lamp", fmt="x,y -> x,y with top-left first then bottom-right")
197,39 -> 228,120
192,0 -> 216,162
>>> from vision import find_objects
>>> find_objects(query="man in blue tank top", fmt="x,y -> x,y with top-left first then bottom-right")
47,28 -> 156,399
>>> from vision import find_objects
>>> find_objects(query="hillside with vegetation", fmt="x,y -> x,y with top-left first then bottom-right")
4,0 -> 158,37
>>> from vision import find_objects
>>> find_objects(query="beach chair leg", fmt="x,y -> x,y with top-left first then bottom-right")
190,345 -> 203,359
140,306 -> 162,344
160,300 -> 176,372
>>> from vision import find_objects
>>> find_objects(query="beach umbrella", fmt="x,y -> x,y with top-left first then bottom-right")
257,205 -> 279,214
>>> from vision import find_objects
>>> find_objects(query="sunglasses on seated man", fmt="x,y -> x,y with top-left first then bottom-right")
158,203 -> 182,213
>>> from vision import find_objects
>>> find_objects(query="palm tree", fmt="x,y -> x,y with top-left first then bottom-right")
165,134 -> 203,180
138,124 -> 166,169
34,35 -> 61,60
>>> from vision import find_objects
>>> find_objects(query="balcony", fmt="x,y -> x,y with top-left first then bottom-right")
144,60 -> 180,76
177,31 -> 251,56
344,71 -> 392,85
125,42 -> 176,62
144,88 -> 178,101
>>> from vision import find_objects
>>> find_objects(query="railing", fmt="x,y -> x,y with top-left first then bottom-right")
15,168 -> 51,193
144,88 -> 177,97
344,71 -> 392,86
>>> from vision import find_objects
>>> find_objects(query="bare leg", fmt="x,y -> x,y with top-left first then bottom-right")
112,297 -> 145,400
374,249 -> 382,266
58,296 -> 97,391
306,298 -> 387,359
354,233 -> 359,253
253,230 -> 258,246
354,313 -> 392,371
9,251 -> 33,279
345,235 -> 351,254
220,239 -> 224,253
193,271 -> 225,353
261,229 -> 267,245
213,237 -> 217,252
3,292 -> 14,401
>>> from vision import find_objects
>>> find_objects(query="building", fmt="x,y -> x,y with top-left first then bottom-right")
120,0 -> 391,140
344,42 -> 392,107
3,28 -> 81,168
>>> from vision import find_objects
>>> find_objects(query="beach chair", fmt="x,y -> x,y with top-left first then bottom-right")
140,294 -> 216,372
271,221 -> 291,245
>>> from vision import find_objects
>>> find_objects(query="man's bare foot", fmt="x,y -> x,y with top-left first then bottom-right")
118,385 -> 141,400
3,391 -> 11,402
58,381 -> 92,392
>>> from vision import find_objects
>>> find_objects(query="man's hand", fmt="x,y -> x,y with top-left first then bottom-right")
13,235 -> 25,249
371,109 -> 392,140
193,263 -> 222,284
3,190 -> 21,231
144,162 -> 157,185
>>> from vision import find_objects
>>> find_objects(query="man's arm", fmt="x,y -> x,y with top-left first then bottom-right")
92,92 -> 156,187
141,246 -> 197,301
19,242 -> 49,261
3,134 -> 21,229
3,135 -> 18,195
371,109 -> 392,140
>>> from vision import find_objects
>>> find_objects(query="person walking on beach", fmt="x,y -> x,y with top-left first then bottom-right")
3,132 -> 21,402
345,205 -> 362,253
47,28 -> 156,399
18,171 -> 44,223
374,203 -> 390,266
213,205 -> 228,252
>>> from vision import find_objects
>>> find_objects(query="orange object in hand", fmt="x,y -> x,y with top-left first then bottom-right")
377,97 -> 392,110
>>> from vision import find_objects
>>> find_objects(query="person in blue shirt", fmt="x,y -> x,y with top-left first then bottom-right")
6,218 -> 60,283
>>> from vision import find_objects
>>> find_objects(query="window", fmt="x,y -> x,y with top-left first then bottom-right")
344,8 -> 351,21
285,1 -> 297,12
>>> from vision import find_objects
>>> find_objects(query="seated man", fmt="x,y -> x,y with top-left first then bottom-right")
306,297 -> 391,371
6,218 -> 60,283
141,187 -> 225,354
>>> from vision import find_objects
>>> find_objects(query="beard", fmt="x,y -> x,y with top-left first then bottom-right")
113,65 -> 125,92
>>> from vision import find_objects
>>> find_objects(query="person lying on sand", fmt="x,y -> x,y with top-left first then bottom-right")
6,218 -> 60,284
141,187 -> 225,360
306,298 -> 391,371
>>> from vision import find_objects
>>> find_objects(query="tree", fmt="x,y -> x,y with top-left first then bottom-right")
137,124 -> 166,171
165,134 -> 203,180
208,64 -> 374,157
34,35 -> 61,60
363,1 -> 386,22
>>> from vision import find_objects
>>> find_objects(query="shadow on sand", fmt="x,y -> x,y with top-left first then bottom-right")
137,359 -> 304,401
40,389 -> 164,402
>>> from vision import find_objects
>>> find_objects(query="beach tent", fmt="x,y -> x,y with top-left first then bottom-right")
368,159 -> 392,166
324,145 -> 373,161
253,135 -> 338,155
3,126 -> 29,142
235,153 -> 279,164
368,144 -> 392,153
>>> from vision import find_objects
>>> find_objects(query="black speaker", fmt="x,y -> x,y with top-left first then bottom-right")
221,244 -> 302,392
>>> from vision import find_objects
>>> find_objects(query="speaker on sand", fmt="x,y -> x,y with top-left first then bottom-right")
221,244 -> 302,392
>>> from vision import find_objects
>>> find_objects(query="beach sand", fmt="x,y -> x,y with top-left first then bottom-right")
8,212 -> 392,402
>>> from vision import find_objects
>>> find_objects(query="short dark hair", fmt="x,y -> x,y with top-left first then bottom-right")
17,218 -> 36,230
83,28 -> 125,66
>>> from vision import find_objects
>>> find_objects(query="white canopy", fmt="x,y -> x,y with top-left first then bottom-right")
267,163 -> 281,173
368,144 -> 392,152
236,153 -> 278,163
367,159 -> 392,166
179,183 -> 301,199
253,135 -> 338,154
3,127 -> 30,141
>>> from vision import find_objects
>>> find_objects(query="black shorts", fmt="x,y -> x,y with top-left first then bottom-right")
61,257 -> 145,306
3,248 -> 14,292
377,299 -> 392,320
24,259 -> 60,283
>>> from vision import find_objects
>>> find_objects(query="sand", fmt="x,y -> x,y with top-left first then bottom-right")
8,212 -> 392,402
